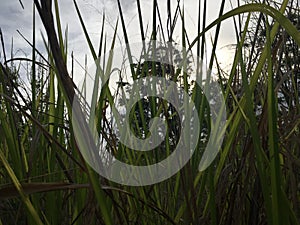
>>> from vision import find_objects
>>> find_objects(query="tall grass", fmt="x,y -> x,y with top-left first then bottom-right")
0,0 -> 299,224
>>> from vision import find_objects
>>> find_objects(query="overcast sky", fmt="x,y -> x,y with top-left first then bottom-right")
0,0 -> 238,79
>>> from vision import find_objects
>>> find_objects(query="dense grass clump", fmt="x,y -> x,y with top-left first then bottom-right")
0,0 -> 299,224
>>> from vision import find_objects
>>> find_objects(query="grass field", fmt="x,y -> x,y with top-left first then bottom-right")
0,0 -> 299,224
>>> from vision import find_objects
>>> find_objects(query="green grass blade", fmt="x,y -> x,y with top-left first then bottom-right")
0,150 -> 45,225
73,0 -> 97,60
266,19 -> 283,225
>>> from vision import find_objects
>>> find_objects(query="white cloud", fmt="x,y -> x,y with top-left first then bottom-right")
0,0 -> 238,80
